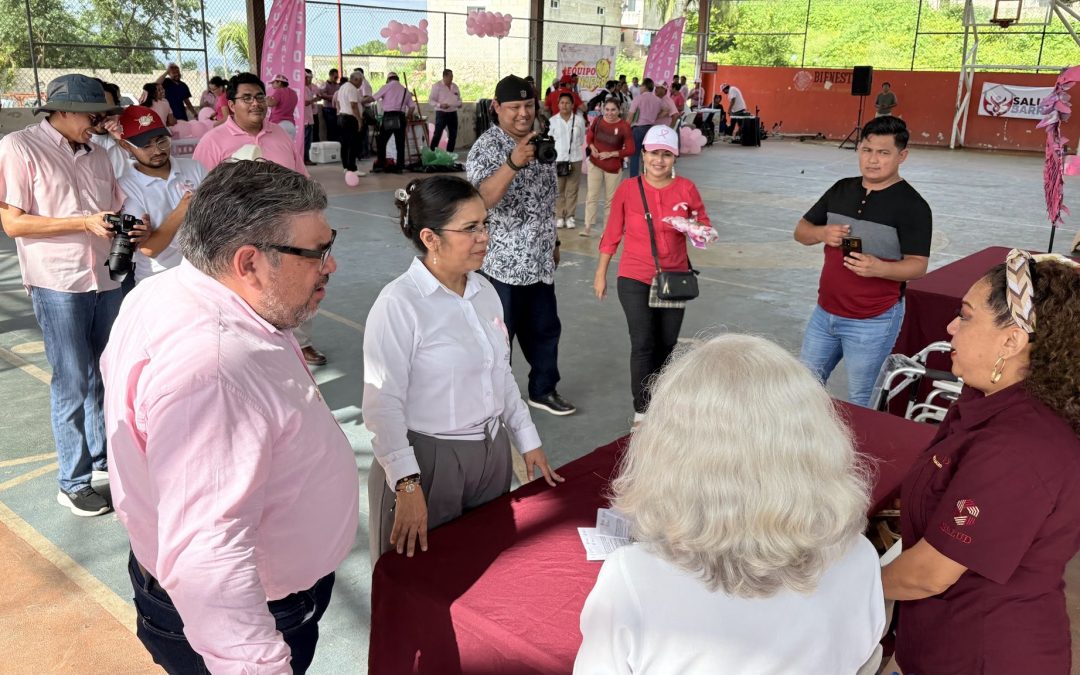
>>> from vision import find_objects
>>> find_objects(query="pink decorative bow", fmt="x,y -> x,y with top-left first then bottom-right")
1038,65 -> 1080,227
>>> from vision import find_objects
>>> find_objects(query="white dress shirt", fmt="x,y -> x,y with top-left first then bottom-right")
90,133 -> 131,180
335,81 -> 359,117
549,112 -> 586,163
575,536 -> 886,675
118,158 -> 207,283
363,257 -> 542,489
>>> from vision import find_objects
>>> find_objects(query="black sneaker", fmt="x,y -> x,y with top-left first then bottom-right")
56,486 -> 112,517
528,391 -> 577,416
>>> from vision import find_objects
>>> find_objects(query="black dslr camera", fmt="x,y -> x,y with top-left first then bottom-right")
104,213 -> 143,282
530,133 -> 557,165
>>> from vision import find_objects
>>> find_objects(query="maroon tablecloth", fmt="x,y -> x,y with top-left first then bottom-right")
368,402 -> 936,675
893,246 -> 1012,356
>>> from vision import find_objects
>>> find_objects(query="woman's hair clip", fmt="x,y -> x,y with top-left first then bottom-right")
395,188 -> 410,203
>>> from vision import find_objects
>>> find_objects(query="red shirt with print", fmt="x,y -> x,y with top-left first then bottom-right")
599,176 -> 710,285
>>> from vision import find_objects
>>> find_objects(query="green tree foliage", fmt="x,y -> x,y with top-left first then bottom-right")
215,20 -> 250,74
1,0 -> 208,88
691,0 -> 1077,71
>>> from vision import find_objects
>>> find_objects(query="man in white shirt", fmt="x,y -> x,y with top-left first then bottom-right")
115,106 -> 206,285
721,83 -> 749,137
428,68 -> 462,153
334,69 -> 368,176
629,77 -> 641,98
89,79 -> 129,180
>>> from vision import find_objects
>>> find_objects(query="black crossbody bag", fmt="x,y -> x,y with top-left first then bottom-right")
555,115 -> 576,177
638,177 -> 699,302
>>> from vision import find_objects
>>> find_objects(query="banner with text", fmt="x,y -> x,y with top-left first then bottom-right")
643,18 -> 685,88
260,0 -> 306,161
978,82 -> 1053,120
557,43 -> 616,102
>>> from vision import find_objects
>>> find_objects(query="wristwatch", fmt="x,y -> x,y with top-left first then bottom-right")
395,473 -> 421,494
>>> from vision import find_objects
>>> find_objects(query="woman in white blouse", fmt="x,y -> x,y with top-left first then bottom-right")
549,92 -> 586,229
364,176 -> 564,563
575,335 -> 885,675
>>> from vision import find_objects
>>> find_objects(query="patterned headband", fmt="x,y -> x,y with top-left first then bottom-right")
395,187 -> 412,230
1004,248 -> 1079,333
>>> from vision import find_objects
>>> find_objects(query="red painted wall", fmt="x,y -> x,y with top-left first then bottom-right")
711,65 -> 1079,153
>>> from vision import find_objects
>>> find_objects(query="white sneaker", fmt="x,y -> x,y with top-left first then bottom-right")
556,218 -> 565,229
566,217 -> 577,229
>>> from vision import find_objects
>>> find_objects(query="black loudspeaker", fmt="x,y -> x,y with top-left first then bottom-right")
851,66 -> 873,96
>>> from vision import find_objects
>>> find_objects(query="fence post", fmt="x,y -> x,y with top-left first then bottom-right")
200,0 -> 211,87
24,0 -> 42,104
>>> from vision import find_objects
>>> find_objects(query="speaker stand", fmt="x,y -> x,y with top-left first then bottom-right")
839,95 -> 867,150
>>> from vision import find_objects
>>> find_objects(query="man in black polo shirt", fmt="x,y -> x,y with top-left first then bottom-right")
793,116 -> 932,406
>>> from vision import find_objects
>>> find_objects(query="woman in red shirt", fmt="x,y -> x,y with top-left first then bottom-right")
583,98 -> 635,237
883,250 -> 1080,674
593,125 -> 711,424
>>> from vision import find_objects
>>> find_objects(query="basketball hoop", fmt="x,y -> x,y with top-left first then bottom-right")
991,0 -> 1022,28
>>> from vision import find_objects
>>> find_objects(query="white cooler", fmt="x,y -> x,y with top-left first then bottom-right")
310,141 -> 341,164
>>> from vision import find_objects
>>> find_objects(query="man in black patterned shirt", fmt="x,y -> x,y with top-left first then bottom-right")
466,75 -> 576,416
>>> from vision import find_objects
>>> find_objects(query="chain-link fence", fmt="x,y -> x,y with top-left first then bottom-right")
703,0 -> 1078,71
9,0 -> 1063,109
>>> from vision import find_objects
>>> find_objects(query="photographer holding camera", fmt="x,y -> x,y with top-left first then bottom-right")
466,74 -> 576,416
0,74 -> 149,517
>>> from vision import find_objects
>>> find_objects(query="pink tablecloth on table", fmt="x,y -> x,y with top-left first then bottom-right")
369,402 -> 936,674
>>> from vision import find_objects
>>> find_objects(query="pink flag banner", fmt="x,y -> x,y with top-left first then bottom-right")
643,18 -> 685,88
260,0 -> 306,165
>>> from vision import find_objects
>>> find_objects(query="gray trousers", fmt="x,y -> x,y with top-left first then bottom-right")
368,425 -> 512,565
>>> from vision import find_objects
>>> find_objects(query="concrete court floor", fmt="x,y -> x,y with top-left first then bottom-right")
2,136 -> 1079,673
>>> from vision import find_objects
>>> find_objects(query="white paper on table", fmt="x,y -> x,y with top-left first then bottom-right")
596,507 -> 632,539
578,527 -> 630,561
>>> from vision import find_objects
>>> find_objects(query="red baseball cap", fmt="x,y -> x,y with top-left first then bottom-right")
118,106 -> 171,148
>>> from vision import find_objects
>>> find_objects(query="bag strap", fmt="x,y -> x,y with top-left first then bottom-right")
637,177 -> 663,277
636,177 -> 696,277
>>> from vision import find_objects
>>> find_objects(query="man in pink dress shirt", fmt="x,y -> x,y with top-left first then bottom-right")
193,73 -> 307,177
428,68 -> 461,153
372,71 -> 414,174
0,74 -> 129,518
102,160 -> 359,674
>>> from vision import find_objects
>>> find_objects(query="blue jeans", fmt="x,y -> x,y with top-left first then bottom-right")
128,552 -> 333,674
799,301 -> 905,407
485,276 -> 562,400
30,286 -> 122,492
628,125 -> 650,178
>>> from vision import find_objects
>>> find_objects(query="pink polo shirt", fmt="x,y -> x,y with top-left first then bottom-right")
268,86 -> 298,125
0,118 -> 124,292
102,260 -> 359,673
629,91 -> 677,127
192,116 -> 307,176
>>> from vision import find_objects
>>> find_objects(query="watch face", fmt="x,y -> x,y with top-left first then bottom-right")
405,483 -> 416,493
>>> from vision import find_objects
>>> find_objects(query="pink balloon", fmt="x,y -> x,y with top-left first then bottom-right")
379,27 -> 390,38
505,13 -> 512,20
345,171 -> 360,187
419,19 -> 428,29
419,33 -> 429,46
389,20 -> 400,30
387,36 -> 399,50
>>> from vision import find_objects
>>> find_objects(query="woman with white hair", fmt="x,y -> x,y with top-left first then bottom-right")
575,334 -> 885,674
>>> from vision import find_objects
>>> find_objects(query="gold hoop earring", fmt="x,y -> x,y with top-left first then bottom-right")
990,355 -> 1006,384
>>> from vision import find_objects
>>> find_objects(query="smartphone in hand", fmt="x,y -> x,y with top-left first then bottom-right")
841,236 -> 863,258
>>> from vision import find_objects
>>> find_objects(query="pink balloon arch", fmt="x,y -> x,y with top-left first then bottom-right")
380,19 -> 430,55
466,11 -> 513,75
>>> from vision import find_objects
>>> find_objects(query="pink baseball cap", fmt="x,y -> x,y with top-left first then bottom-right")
642,125 -> 679,156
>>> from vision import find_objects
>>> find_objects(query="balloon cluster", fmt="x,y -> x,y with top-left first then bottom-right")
678,126 -> 708,155
380,19 -> 429,54
466,11 -> 512,38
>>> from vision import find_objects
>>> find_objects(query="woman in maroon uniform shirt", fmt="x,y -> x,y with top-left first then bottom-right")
883,249 -> 1080,674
